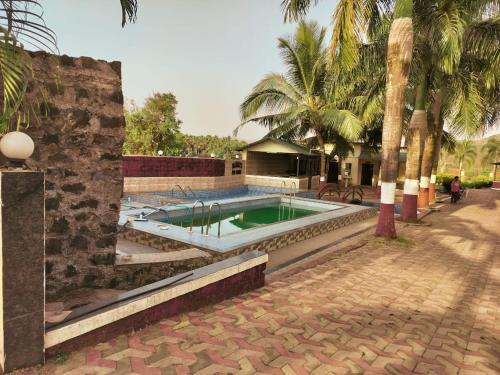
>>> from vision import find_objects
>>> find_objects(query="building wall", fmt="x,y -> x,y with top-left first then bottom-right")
123,156 -> 225,177
22,52 -> 125,299
124,175 -> 245,193
243,140 -> 301,154
245,151 -> 293,176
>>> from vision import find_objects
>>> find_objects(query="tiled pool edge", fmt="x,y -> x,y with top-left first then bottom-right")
119,196 -> 368,254
114,206 -> 376,289
45,251 -> 267,354
231,207 -> 377,254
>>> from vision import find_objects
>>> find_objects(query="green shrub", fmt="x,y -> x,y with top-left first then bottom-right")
436,174 -> 455,193
462,175 -> 493,189
437,174 -> 492,192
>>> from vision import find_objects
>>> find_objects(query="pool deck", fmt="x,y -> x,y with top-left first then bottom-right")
41,189 -> 500,375
119,195 -> 372,254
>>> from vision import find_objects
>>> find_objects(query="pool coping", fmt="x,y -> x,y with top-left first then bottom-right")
119,195 -> 373,254
45,251 -> 268,349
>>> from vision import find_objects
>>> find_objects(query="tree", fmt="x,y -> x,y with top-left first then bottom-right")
0,0 -> 138,133
175,134 -> 247,158
453,140 -> 477,177
238,21 -> 362,188
482,137 -> 499,164
123,93 -> 183,155
375,1 -> 413,238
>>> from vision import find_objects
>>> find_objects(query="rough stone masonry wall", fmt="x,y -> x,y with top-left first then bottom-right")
23,52 -> 125,299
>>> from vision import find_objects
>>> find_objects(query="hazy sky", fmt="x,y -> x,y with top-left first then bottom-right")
43,0 -> 334,141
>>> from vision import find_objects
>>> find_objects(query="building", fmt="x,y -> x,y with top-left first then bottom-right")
239,137 -> 321,190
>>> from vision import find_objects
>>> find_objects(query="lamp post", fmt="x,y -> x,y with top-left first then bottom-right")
296,155 -> 300,177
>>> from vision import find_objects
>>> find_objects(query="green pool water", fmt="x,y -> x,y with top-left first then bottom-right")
157,203 -> 323,236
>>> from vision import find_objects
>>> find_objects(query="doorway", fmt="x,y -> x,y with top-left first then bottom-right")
328,162 -> 339,183
361,163 -> 374,186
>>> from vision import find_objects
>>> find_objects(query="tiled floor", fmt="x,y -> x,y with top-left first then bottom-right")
37,189 -> 499,374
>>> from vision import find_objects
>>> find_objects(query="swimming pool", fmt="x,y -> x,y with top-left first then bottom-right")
122,185 -> 318,209
119,195 -> 375,254
156,201 -> 328,236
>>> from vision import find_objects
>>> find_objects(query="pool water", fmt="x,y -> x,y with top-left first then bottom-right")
156,203 -> 323,236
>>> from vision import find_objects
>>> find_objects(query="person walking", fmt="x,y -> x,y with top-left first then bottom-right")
450,176 -> 461,203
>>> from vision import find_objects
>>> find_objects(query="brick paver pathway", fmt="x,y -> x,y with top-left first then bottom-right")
42,189 -> 499,375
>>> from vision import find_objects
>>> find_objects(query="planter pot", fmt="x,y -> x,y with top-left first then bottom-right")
0,131 -> 35,162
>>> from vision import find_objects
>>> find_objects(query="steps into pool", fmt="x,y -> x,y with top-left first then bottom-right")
115,238 -> 210,265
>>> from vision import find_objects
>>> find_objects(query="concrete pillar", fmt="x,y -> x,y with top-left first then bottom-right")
0,171 -> 45,372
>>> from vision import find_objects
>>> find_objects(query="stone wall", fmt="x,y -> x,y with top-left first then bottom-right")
23,52 -> 125,299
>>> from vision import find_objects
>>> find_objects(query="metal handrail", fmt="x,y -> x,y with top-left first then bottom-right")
205,202 -> 222,237
189,200 -> 205,234
186,186 -> 197,198
290,181 -> 297,203
141,205 -> 168,218
171,184 -> 188,197
280,181 -> 286,197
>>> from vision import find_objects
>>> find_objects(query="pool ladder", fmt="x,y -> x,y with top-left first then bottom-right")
171,185 -> 198,199
188,200 -> 222,238
280,181 -> 297,205
205,202 -> 222,238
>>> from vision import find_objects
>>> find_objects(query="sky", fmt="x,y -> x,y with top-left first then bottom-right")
43,1 -> 498,142
43,0 -> 334,142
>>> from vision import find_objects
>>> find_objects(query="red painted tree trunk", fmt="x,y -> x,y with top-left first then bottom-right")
375,16 -> 413,238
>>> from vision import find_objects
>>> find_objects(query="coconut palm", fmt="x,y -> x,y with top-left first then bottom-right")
453,140 -> 477,177
482,137 -> 499,164
374,2 -> 413,238
237,21 -> 362,187
282,0 -> 394,73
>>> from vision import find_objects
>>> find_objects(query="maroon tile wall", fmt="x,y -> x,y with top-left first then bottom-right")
123,156 -> 225,177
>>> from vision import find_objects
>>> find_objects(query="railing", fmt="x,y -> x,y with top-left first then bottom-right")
280,181 -> 286,197
139,205 -> 168,219
186,186 -> 197,198
318,183 -> 364,203
171,184 -> 188,197
205,202 -> 222,238
189,200 -> 205,234
290,181 -> 297,204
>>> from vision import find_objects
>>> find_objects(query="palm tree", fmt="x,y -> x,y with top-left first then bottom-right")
482,137 -> 499,164
237,21 -> 362,188
482,137 -> 499,180
374,1 -> 413,238
419,4 -> 499,207
453,140 -> 477,177
0,0 -> 138,132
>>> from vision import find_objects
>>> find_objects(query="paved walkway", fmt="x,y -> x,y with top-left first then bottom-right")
41,189 -> 499,375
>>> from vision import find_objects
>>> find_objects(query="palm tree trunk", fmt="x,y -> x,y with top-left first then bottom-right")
317,132 -> 327,190
376,165 -> 382,198
429,92 -> 443,204
401,77 -> 427,222
338,156 -> 343,184
418,131 -> 435,208
375,11 -> 413,238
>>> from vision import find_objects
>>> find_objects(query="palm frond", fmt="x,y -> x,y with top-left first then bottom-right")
320,107 -> 362,140
0,1 -> 57,52
281,0 -> 318,22
120,0 -> 138,27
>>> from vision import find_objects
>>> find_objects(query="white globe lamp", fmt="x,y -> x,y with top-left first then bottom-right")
0,131 -> 35,163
